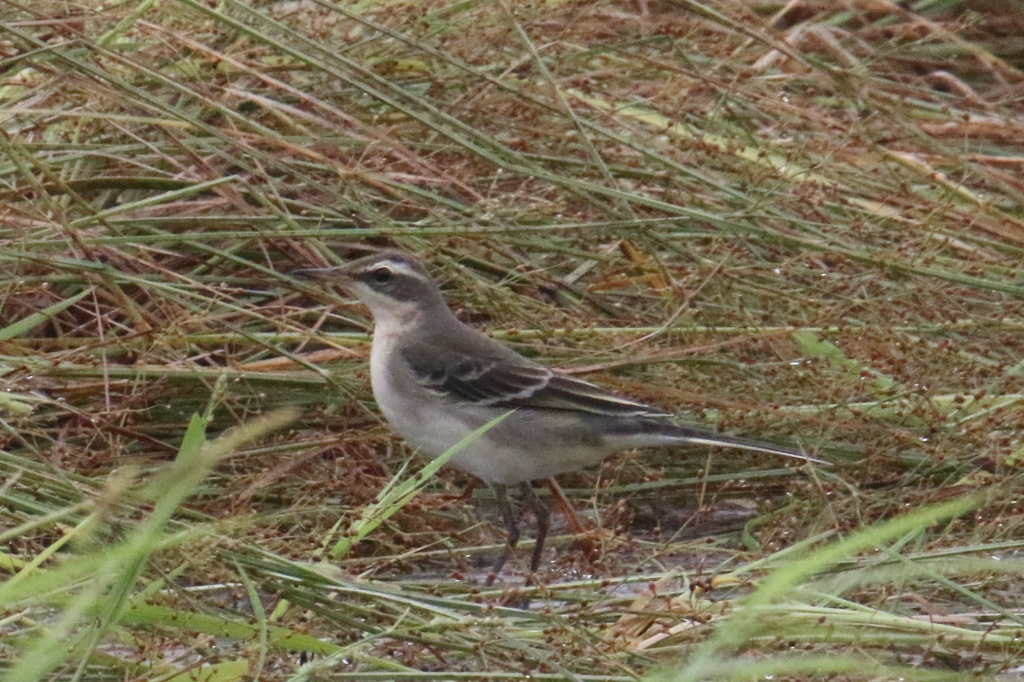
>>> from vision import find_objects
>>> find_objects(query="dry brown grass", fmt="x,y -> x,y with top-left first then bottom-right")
2,0 -> 1024,679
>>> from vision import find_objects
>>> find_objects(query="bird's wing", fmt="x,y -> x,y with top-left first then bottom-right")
400,344 -> 667,417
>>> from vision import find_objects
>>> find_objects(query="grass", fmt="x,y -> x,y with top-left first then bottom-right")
2,0 -> 1024,679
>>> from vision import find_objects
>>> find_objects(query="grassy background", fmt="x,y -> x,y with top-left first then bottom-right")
2,0 -> 1024,679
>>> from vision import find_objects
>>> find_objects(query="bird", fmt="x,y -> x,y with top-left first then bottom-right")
294,249 -> 825,584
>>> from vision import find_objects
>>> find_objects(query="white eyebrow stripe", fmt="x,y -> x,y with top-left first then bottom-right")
364,259 -> 428,282
387,261 -> 421,277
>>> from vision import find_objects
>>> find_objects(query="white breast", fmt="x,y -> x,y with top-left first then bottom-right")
369,322 -> 474,460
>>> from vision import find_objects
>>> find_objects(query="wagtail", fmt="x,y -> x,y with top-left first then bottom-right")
295,250 -> 824,583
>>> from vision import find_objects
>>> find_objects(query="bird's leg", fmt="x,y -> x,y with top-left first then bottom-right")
486,483 -> 520,586
520,481 -> 551,574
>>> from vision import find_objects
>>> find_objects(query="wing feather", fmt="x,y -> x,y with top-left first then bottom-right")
402,343 -> 667,418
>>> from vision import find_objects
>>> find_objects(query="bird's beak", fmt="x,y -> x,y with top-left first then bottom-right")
291,265 -> 355,283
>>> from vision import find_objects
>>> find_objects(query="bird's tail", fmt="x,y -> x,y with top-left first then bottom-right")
616,417 -> 829,465
669,424 -> 827,464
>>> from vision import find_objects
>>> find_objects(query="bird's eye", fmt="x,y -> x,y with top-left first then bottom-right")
371,267 -> 393,284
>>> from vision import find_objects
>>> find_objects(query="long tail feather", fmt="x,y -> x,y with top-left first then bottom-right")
668,425 -> 829,465
612,418 -> 829,465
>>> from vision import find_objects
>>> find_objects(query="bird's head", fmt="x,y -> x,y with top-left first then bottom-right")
294,250 -> 448,324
